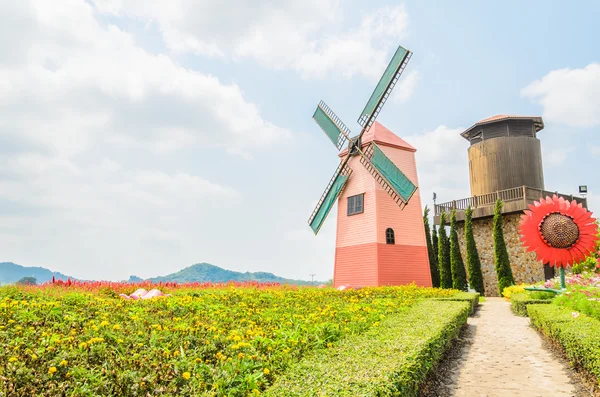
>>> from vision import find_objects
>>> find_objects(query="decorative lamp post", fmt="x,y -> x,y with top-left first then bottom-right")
519,195 -> 598,291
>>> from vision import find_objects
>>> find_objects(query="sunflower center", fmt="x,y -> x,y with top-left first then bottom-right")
539,213 -> 580,249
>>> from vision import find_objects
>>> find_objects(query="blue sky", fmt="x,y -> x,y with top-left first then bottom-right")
0,0 -> 598,282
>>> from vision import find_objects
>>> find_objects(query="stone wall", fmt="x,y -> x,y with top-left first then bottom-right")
455,213 -> 545,297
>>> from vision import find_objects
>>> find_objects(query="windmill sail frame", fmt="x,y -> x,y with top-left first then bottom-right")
357,46 -> 412,136
360,142 -> 417,206
313,101 -> 352,150
308,161 -> 353,234
308,43 -> 414,234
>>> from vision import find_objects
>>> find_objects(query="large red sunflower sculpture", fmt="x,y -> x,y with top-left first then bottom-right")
519,195 -> 598,270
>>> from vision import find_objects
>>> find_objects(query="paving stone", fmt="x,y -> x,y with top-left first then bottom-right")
442,298 -> 576,396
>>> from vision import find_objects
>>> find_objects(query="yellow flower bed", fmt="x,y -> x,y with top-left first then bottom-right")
0,284 -> 455,396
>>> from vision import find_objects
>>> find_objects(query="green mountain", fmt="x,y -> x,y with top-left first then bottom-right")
0,262 -> 73,285
1,261 -> 323,286
137,262 -> 321,285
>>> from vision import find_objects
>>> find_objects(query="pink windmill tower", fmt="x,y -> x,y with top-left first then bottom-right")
308,44 -> 431,288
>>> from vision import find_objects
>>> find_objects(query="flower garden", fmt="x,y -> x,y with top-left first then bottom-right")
0,281 -> 478,396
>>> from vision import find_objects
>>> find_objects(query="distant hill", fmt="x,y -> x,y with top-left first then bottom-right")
135,262 -> 321,285
1,261 -> 323,286
0,262 -> 74,285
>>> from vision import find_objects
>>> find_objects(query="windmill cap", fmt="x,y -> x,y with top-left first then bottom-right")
339,121 -> 416,156
460,114 -> 544,140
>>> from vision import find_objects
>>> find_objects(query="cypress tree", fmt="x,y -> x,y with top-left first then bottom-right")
423,206 -> 440,287
432,225 -> 439,261
493,199 -> 515,295
437,211 -> 452,289
449,209 -> 468,291
465,206 -> 485,295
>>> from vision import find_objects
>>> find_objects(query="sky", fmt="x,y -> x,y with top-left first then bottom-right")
0,0 -> 598,282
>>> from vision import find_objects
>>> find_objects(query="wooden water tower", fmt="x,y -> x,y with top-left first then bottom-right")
461,115 -> 545,197
434,114 -> 588,296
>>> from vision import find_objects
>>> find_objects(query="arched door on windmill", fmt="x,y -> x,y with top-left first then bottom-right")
385,228 -> 395,244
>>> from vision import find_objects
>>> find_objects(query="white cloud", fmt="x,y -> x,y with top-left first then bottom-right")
403,125 -> 470,207
92,1 -> 410,81
521,63 -> 600,128
0,153 -> 240,279
392,70 -> 420,103
544,146 -> 576,167
0,0 -> 292,280
0,1 -> 291,159
0,0 -> 413,282
591,145 -> 600,156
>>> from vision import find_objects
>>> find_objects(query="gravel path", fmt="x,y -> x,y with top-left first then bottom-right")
420,297 -> 583,397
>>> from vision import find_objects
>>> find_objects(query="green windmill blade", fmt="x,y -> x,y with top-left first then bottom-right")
308,161 -> 353,234
308,43 -> 414,234
356,45 -> 412,135
359,142 -> 417,206
312,101 -> 352,151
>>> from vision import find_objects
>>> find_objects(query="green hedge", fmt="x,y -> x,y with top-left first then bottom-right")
432,292 -> 480,315
529,304 -> 600,385
264,300 -> 470,397
510,293 -> 552,316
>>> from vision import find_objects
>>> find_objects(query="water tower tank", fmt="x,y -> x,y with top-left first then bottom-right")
461,115 -> 545,197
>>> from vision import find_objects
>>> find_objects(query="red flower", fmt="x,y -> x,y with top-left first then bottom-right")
519,195 -> 598,268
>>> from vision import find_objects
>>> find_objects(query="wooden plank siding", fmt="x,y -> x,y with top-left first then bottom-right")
335,154 -> 378,248
334,243 -> 378,287
468,136 -> 545,197
333,124 -> 431,288
467,120 -> 536,145
378,244 -> 431,286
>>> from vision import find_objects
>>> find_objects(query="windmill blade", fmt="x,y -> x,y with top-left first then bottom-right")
308,161 -> 353,234
313,100 -> 352,150
358,142 -> 417,208
356,45 -> 412,133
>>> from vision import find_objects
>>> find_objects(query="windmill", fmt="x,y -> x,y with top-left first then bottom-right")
308,44 -> 417,235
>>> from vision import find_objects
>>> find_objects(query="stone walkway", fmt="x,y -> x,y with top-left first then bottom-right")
436,297 -> 577,397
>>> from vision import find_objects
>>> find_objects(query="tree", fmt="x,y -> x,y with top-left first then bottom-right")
465,206 -> 485,295
424,206 -> 440,287
432,225 -> 439,269
16,276 -> 37,285
437,210 -> 452,289
449,209 -> 468,291
493,199 -> 515,295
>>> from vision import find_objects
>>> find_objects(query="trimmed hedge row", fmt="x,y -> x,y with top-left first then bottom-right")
433,292 -> 480,315
529,304 -> 600,384
264,300 -> 471,397
510,293 -> 552,316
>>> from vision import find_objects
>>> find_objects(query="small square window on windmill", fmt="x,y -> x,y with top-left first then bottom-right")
308,44 -> 419,235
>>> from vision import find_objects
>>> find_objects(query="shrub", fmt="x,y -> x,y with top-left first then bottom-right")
437,211 -> 452,289
432,291 -> 480,315
464,206 -> 485,295
449,209 -> 468,291
493,199 -> 515,294
16,276 -> 37,285
528,304 -> 600,385
424,206 -> 440,288
264,300 -> 470,397
509,293 -> 552,316
554,289 -> 600,321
